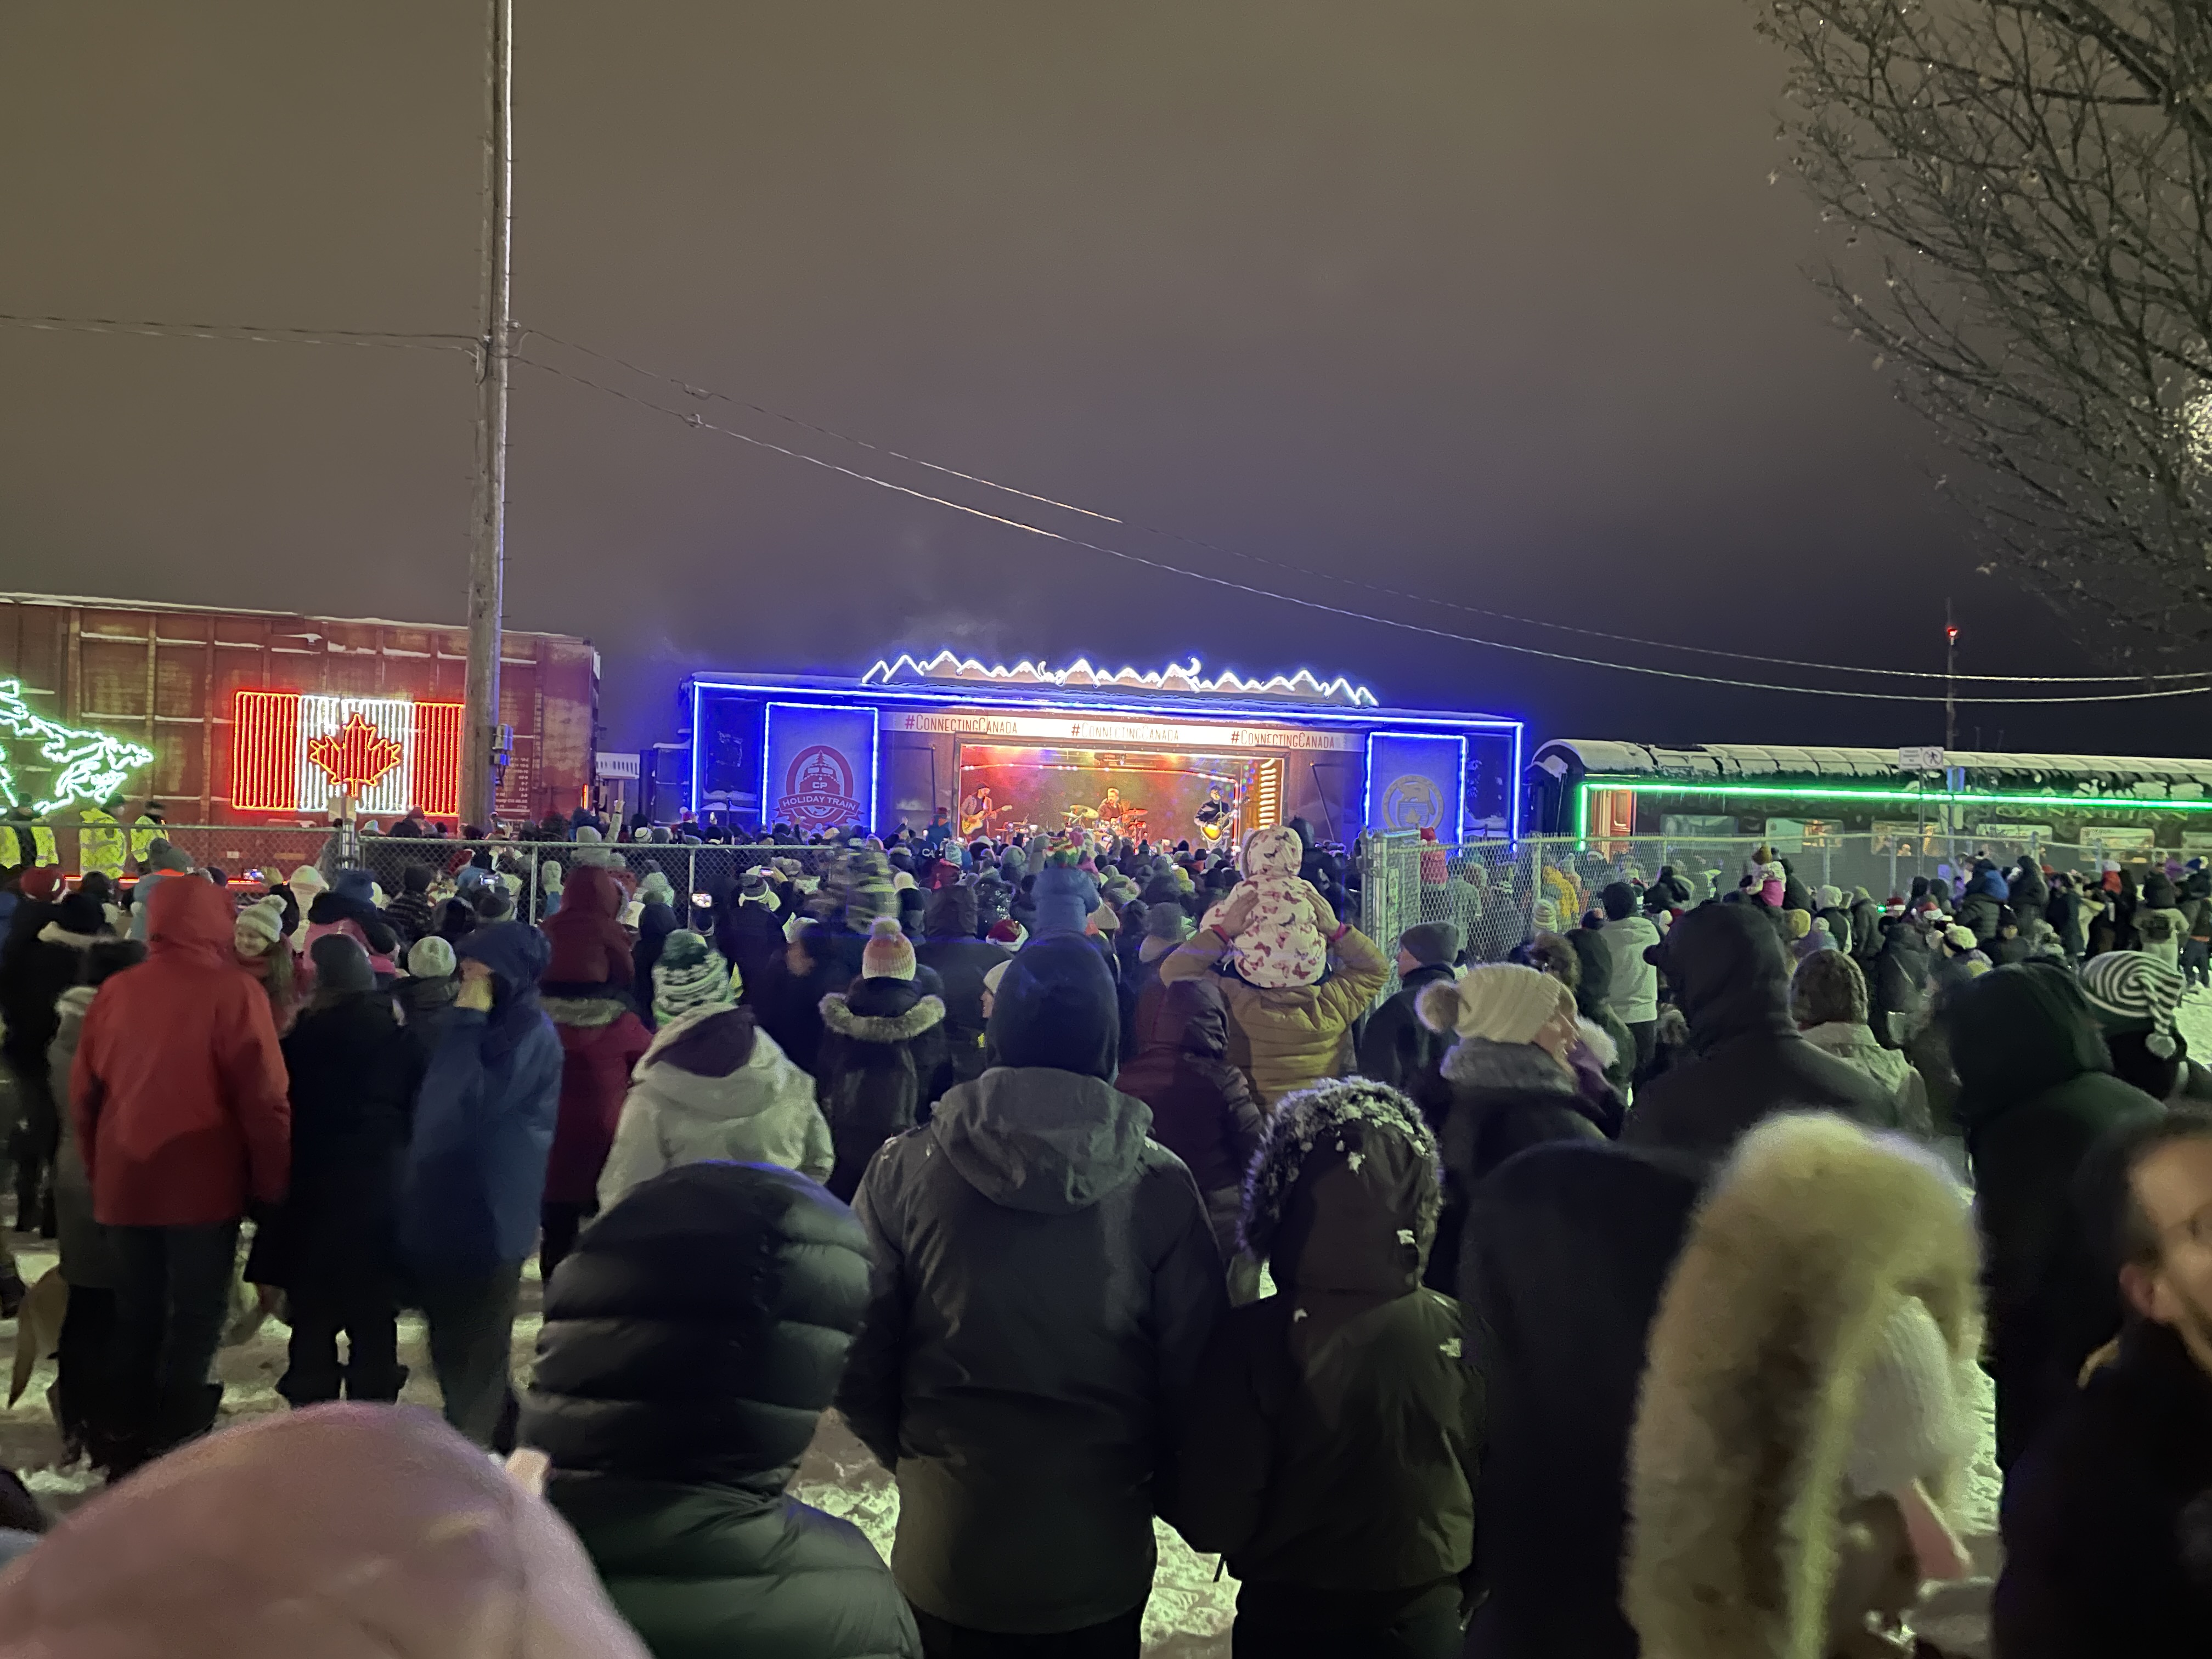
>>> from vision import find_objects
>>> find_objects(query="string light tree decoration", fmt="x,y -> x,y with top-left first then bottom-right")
1762,1 -> 2212,670
0,678 -> 154,814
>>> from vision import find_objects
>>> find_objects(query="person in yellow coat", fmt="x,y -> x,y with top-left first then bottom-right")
78,794 -> 127,882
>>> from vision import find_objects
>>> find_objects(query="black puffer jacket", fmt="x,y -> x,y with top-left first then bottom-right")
526,1161 -> 921,1659
834,940 -> 1227,1637
814,979 -> 947,1201
1622,903 -> 1892,1163
1949,963 -> 2164,1468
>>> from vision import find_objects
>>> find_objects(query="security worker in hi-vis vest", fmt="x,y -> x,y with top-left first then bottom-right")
78,793 -> 128,882
0,806 -> 57,869
130,800 -> 168,868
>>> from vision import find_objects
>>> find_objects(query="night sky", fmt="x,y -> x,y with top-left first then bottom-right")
1,2 -> 2128,758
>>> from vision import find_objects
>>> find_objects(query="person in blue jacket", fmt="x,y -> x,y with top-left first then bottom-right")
400,920 -> 562,1446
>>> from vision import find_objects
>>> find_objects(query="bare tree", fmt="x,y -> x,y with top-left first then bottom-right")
1761,2 -> 2212,662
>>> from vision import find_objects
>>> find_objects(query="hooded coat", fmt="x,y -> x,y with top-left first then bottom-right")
1157,921 -> 1389,1106
400,922 -> 563,1273
1113,977 -> 1266,1197
1623,1114 -> 1982,1659
525,1163 -> 922,1659
833,939 -> 1227,1636
1176,1083 -> 1477,1603
1995,1319 -> 2212,1657
540,864 -> 634,989
243,987 -> 424,1292
1460,1140 -> 1706,1659
596,1007 -> 832,1208
1621,904 -> 1892,1164
1869,915 -> 1932,1047
541,992 -> 653,1207
814,979 -> 948,1203
1948,962 -> 2165,1466
1355,960 -> 1461,1131
1797,1021 -> 1933,1138
913,886 -> 1006,1096
70,876 -> 291,1228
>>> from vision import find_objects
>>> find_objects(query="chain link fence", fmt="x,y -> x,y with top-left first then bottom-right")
1353,829 -> 2172,999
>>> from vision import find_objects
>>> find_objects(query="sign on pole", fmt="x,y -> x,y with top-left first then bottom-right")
1897,746 -> 1946,770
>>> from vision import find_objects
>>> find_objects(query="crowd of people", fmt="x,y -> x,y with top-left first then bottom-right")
0,813 -> 2208,1656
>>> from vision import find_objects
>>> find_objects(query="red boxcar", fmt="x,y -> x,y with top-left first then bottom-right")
0,592 -> 596,827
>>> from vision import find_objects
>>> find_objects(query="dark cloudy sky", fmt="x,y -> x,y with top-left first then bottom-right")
1,1 -> 2123,754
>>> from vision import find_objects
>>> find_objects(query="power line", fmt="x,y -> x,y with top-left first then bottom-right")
514,351 -> 2210,706
0,311 -> 481,358
519,327 -> 2212,690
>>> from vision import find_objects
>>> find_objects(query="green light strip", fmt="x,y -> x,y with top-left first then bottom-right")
1573,775 -> 2212,840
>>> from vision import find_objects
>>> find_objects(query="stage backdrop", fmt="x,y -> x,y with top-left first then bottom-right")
763,703 -> 877,834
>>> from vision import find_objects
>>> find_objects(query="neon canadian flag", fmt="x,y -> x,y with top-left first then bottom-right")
232,691 -> 464,817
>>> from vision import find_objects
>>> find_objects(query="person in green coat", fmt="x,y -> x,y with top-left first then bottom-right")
521,1160 -> 921,1659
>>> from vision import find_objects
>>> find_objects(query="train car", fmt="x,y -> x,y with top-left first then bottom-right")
0,592 -> 596,828
1527,739 -> 2212,863
683,650 -> 1524,844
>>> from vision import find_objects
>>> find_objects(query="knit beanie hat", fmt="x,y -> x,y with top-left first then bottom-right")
407,935 -> 457,979
1843,1296 -> 1974,1582
20,867 -> 65,902
653,929 -> 737,1024
146,839 -> 191,874
987,918 -> 1028,950
860,915 -> 917,981
309,932 -> 377,997
233,900 -> 285,956
1416,963 -> 1571,1046
2080,949 -> 2186,1059
1144,902 -> 1192,943
1398,921 -> 1461,968
1790,948 -> 1869,1028
57,891 -> 106,936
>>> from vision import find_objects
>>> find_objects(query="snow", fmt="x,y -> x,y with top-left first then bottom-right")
0,1238 -> 1239,1655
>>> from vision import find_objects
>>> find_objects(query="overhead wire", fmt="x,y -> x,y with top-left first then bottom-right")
0,311 -> 482,358
513,349 -> 2209,706
519,326 -> 2212,690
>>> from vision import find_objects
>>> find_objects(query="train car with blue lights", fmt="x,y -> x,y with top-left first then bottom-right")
681,652 -> 1523,845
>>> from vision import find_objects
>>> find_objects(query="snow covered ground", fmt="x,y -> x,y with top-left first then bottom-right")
0,1239 -> 1239,1656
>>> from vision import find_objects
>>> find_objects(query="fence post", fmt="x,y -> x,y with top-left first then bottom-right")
527,844 -> 539,924
687,847 -> 698,909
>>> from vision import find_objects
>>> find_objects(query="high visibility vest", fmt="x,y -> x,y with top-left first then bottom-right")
79,808 -> 126,880
0,823 -> 58,868
131,821 -> 165,864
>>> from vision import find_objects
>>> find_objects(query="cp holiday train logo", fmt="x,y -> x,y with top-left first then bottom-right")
778,744 -> 861,831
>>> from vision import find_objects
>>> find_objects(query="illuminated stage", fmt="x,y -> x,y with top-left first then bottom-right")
681,653 -> 1522,843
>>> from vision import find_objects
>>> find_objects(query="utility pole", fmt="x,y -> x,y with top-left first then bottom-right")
463,0 -> 514,830
1943,599 -> 1958,755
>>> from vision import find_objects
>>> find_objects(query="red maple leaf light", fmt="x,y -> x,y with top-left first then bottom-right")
306,712 -> 404,795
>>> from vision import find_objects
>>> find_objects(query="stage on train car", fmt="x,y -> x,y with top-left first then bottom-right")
681,652 -> 1522,845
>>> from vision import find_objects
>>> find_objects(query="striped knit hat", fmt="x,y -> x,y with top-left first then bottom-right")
652,929 -> 736,1025
2080,950 -> 2185,1059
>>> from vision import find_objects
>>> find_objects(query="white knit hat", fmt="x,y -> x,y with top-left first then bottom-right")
233,900 -> 285,956
287,865 -> 328,898
1416,963 -> 1571,1046
1846,1295 -> 1973,1581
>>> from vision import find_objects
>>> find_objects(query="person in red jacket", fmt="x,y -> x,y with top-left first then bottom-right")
537,862 -> 649,1282
70,874 -> 290,1466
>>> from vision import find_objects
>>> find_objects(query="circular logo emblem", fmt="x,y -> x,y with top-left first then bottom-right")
1381,773 -> 1443,832
778,744 -> 862,830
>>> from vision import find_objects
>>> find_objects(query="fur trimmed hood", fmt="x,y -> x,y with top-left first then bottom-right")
1239,1078 -> 1440,1277
819,990 -> 945,1045
1626,1113 -> 1982,1659
1440,1035 -> 1579,1096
